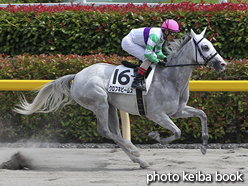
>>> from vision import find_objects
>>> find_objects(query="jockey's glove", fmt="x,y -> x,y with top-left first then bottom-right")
164,57 -> 168,62
158,61 -> 166,68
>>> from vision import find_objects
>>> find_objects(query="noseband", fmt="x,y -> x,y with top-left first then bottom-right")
164,37 -> 217,68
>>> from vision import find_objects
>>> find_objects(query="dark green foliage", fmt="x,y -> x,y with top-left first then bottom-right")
0,2 -> 247,59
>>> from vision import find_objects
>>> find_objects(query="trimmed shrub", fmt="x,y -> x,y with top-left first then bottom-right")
0,2 -> 247,59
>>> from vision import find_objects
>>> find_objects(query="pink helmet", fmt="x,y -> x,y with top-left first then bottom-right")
161,19 -> 180,32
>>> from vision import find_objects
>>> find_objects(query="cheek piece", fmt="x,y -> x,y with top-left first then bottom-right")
193,38 -> 218,66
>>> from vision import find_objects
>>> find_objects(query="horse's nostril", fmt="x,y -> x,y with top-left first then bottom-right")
221,63 -> 226,67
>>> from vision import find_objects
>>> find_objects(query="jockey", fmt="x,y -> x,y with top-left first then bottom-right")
121,19 -> 180,91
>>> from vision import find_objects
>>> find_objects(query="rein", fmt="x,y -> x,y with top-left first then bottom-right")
164,63 -> 202,68
164,37 -> 217,68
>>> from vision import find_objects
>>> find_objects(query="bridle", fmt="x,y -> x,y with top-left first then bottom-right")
164,37 -> 218,68
193,37 -> 218,66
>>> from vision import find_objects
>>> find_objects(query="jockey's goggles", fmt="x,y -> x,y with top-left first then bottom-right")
169,32 -> 176,36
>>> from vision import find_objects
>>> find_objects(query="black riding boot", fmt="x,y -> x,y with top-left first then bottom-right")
131,73 -> 146,91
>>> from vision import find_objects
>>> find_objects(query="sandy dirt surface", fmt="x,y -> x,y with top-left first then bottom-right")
0,147 -> 248,186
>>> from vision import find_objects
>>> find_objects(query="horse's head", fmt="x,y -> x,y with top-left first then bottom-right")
191,28 -> 227,73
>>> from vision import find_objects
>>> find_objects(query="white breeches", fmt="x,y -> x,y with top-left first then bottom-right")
121,33 -> 156,70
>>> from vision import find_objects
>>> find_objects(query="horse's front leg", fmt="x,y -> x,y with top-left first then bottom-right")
149,112 -> 182,144
171,106 -> 208,155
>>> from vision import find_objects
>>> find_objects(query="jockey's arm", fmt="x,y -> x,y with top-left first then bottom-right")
155,43 -> 166,60
144,34 -> 166,63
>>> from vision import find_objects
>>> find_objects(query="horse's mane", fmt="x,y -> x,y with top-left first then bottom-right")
165,34 -> 192,62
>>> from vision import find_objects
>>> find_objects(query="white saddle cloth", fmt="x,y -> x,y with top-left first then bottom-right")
108,64 -> 156,95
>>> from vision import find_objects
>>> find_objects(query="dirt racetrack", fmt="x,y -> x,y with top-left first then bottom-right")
0,146 -> 248,186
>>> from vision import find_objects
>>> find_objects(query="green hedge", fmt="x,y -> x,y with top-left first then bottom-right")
0,2 -> 247,59
0,54 -> 248,144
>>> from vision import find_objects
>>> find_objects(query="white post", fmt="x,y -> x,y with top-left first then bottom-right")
119,110 -> 131,141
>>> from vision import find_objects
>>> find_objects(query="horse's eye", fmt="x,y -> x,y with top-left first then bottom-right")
201,45 -> 209,52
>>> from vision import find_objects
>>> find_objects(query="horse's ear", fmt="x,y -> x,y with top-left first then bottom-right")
191,28 -> 206,42
191,29 -> 198,41
200,27 -> 207,36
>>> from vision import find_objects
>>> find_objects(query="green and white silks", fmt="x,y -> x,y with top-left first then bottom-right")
121,27 -> 166,63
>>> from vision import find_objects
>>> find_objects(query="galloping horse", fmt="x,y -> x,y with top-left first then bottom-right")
14,28 -> 227,168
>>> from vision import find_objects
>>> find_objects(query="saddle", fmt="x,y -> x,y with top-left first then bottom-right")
121,61 -> 152,79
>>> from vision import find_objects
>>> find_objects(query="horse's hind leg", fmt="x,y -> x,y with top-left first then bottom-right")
96,105 -> 149,168
114,140 -> 150,168
71,79 -> 146,166
82,87 -> 140,158
97,103 -> 140,157
109,104 -> 149,162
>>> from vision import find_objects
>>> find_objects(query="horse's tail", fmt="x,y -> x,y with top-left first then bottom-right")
14,74 -> 76,115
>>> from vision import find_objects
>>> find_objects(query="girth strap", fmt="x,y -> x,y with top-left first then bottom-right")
136,89 -> 146,117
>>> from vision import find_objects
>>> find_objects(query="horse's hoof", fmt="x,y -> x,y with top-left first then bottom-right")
160,139 -> 168,145
140,162 -> 150,169
200,145 -> 207,155
131,150 -> 140,157
149,131 -> 160,142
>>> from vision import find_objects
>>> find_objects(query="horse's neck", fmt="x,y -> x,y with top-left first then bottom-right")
161,39 -> 195,89
171,38 -> 195,65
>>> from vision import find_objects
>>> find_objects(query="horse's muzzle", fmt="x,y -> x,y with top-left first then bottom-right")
220,61 -> 227,72
212,60 -> 227,73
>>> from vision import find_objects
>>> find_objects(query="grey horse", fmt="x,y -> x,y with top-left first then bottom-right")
14,28 -> 227,168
